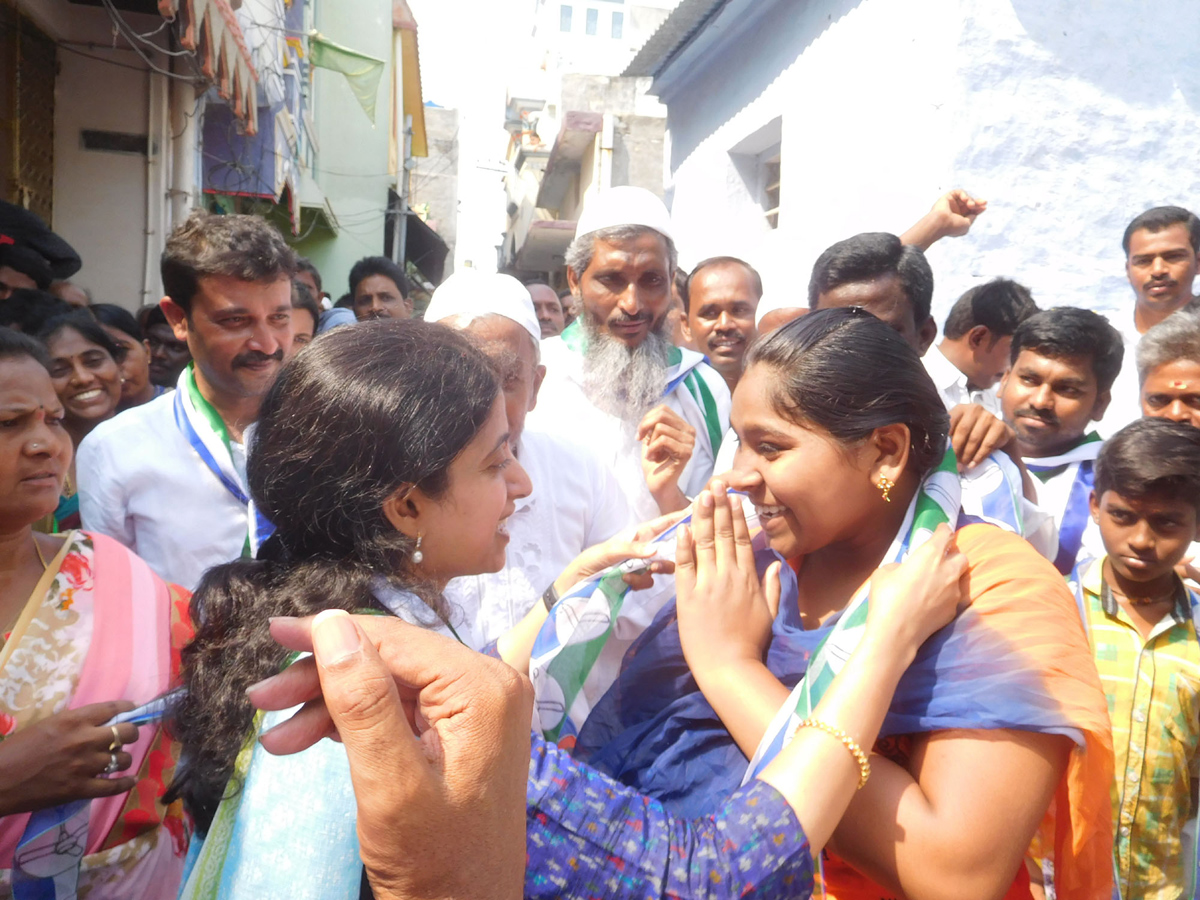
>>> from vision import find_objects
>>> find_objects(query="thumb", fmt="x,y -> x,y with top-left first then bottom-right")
763,561 -> 782,621
311,610 -> 429,803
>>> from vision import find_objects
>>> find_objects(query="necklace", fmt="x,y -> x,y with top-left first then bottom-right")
32,536 -> 47,570
1110,585 -> 1176,607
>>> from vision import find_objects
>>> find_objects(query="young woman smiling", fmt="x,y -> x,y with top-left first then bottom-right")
170,318 -> 974,900
541,308 -> 1114,900
35,311 -> 125,530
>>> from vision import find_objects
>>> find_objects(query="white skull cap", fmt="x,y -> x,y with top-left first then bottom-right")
425,270 -> 541,346
574,185 -> 674,243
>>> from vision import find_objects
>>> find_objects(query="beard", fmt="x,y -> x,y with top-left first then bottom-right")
580,315 -> 671,423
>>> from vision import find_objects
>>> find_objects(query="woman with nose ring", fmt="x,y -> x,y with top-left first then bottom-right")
0,326 -> 193,897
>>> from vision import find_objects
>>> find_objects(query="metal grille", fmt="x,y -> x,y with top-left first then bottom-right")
1,8 -> 56,222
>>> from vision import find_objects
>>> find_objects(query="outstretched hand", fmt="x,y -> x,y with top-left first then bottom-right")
249,612 -> 530,900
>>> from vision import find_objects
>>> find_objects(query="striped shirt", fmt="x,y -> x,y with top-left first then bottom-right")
1076,557 -> 1200,900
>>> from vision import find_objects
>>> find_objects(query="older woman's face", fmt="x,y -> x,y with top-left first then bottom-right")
726,362 -> 880,560
45,326 -> 122,434
0,356 -> 72,531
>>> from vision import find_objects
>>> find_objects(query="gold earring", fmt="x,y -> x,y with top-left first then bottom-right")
877,476 -> 894,503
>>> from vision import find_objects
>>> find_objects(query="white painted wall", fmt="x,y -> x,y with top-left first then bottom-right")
660,0 -> 1200,327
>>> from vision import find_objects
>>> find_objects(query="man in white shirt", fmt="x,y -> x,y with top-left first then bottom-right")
77,210 -> 296,588
999,307 -> 1125,574
424,270 -> 635,648
1104,206 -> 1200,436
924,278 -> 1038,415
528,187 -> 731,522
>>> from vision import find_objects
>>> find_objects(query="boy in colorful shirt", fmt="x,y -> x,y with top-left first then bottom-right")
1073,417 -> 1200,899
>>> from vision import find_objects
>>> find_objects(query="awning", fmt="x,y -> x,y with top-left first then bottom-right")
405,211 -> 447,283
157,0 -> 258,133
384,190 -> 448,284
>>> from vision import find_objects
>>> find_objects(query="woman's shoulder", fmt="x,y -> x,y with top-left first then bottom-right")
952,523 -> 1076,613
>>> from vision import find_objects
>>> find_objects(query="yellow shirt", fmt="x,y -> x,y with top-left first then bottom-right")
1077,556 -> 1200,900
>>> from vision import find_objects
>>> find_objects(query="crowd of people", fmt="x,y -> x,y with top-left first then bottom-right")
0,181 -> 1199,900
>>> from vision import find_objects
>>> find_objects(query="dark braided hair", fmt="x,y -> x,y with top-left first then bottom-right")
165,319 -> 499,832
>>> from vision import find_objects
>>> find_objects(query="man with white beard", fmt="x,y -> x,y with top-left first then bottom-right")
529,187 -> 731,521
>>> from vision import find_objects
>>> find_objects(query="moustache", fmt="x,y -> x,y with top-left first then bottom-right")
1013,407 -> 1057,426
607,311 -> 653,327
1144,278 -> 1177,290
232,348 -> 284,369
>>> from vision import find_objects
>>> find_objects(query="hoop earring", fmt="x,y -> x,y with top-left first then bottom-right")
876,476 -> 894,503
411,534 -> 424,565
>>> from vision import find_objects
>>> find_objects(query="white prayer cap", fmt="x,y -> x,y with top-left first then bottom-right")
574,186 -> 674,243
424,270 -> 541,346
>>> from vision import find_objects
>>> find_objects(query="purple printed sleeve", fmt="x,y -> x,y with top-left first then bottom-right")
524,734 -> 814,900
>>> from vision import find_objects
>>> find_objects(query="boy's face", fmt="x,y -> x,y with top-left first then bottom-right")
1089,488 -> 1200,584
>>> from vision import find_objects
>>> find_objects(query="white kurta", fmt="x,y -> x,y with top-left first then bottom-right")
77,391 -> 249,590
529,333 -> 732,522
443,429 -> 636,650
1099,314 -> 1143,439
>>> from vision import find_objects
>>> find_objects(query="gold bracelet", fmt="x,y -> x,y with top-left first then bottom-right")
796,718 -> 871,789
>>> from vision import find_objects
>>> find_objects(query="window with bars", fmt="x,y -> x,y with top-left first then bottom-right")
762,153 -> 780,229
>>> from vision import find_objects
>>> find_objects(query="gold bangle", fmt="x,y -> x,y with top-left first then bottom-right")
796,718 -> 871,789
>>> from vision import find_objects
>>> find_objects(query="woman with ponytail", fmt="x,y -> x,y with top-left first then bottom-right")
171,317 -> 973,900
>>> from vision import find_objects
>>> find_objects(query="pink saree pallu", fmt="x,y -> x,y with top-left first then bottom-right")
0,531 -> 193,900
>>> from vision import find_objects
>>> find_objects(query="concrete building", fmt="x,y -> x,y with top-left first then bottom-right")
500,73 -> 667,283
533,0 -> 679,78
626,0 -> 1200,323
408,105 -> 460,283
0,0 -> 438,311
0,0 -> 254,309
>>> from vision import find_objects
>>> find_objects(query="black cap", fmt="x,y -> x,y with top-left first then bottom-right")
0,200 -> 81,287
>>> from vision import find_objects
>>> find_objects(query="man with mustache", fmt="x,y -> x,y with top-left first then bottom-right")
77,210 -> 297,588
1104,206 -> 1200,435
529,186 -> 731,520
999,307 -> 1124,574
679,256 -> 761,394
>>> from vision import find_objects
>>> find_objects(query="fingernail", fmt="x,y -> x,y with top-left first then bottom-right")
700,491 -> 714,508
712,479 -> 726,494
312,610 -> 361,668
268,616 -> 297,625
245,673 -> 282,696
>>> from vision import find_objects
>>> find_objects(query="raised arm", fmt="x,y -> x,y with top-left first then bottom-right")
900,189 -> 987,252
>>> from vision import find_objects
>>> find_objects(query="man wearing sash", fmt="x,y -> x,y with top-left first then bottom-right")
424,271 -> 635,648
77,211 -> 296,588
528,187 -> 731,521
1000,307 -> 1125,574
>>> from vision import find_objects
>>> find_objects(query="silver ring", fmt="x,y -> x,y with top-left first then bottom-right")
103,753 -> 119,776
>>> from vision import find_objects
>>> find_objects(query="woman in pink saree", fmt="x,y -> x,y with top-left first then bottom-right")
0,326 -> 192,899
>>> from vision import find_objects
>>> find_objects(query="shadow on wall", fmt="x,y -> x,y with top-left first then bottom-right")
1010,0 -> 1200,108
665,0 -> 865,169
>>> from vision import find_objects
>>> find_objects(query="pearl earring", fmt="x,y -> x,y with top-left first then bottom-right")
411,534 -> 423,565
